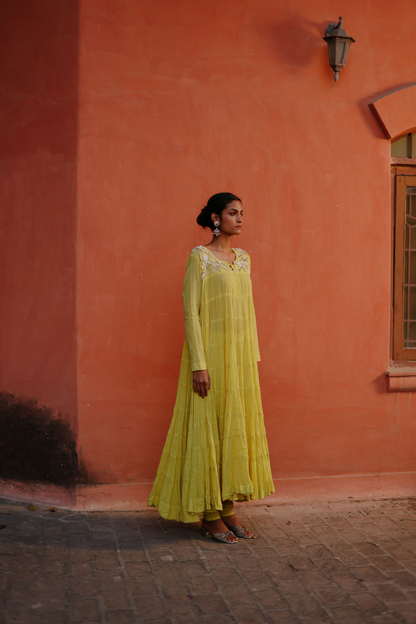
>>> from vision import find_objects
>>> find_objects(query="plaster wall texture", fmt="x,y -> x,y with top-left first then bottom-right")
2,0 -> 416,508
76,0 -> 416,499
0,0 -> 78,424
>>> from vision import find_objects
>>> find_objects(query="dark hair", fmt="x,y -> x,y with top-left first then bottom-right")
196,192 -> 242,230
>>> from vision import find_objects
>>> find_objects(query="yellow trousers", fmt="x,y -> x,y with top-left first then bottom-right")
203,500 -> 234,522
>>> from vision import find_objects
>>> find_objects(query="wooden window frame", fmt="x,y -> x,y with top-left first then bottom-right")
393,172 -> 416,360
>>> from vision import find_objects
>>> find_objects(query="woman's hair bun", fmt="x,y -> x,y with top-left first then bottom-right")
196,192 -> 241,230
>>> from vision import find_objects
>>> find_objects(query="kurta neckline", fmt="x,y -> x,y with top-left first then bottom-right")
200,245 -> 238,268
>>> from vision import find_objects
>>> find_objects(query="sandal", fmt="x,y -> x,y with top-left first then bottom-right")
200,526 -> 238,544
223,522 -> 256,539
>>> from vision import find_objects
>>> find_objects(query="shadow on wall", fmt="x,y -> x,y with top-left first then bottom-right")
0,392 -> 83,486
258,13 -> 328,71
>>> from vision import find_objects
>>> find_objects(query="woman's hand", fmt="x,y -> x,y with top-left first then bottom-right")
193,370 -> 210,398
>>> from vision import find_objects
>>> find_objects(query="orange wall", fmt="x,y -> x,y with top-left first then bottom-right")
0,0 -> 78,423
75,0 -> 416,495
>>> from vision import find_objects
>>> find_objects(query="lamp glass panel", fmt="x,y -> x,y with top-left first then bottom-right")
336,41 -> 347,65
391,134 -> 411,158
343,44 -> 351,64
328,41 -> 336,65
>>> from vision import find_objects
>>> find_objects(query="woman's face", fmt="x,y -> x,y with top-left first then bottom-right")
214,200 -> 243,237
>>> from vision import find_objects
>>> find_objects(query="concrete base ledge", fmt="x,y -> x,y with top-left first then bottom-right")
1,472 -> 416,511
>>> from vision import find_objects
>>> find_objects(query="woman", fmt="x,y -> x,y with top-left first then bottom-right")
148,192 -> 274,543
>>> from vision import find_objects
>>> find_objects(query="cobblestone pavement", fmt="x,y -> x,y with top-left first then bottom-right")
3,498 -> 416,623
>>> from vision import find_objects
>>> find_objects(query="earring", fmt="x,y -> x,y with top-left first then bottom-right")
213,221 -> 220,237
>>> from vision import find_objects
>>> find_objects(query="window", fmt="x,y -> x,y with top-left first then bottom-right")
393,176 -> 416,359
392,134 -> 416,360
391,132 -> 416,162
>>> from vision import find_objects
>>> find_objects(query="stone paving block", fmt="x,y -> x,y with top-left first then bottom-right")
97,570 -> 125,584
350,591 -> 388,614
287,595 -> 328,618
68,550 -> 95,563
229,554 -> 263,570
124,560 -> 151,578
371,616 -> 402,624
198,556 -> 231,572
161,584 -> 189,601
9,583 -> 39,604
70,599 -> 101,622
130,579 -> 159,596
210,567 -> 242,585
371,582 -> 409,602
119,548 -> 147,562
392,603 -> 416,623
220,584 -> 259,605
276,578 -> 309,595
286,554 -> 315,569
37,578 -> 67,594
36,591 -> 67,612
353,565 -> 389,584
231,603 -> 269,623
69,579 -> 98,598
317,557 -> 350,575
9,566 -> 38,584
297,568 -> 333,587
194,594 -> 229,614
102,592 -> 130,610
262,559 -> 294,578
337,528 -> 370,542
105,610 -> 136,624
38,611 -> 69,624
267,610 -> 302,623
312,584 -> 351,606
68,562 -> 96,578
171,543 -> 199,560
402,559 -> 416,573
273,540 -> 307,556
180,559 -> 208,580
240,569 -> 276,590
355,542 -> 384,556
200,616 -> 235,624
188,577 -> 218,594
337,550 -> 369,566
390,570 -> 416,588
330,605 -> 368,624
319,536 -> 352,550
253,588 -> 290,610
5,604 -> 40,624
304,544 -> 333,558
370,555 -> 405,571
135,595 -> 166,618
332,573 -> 367,593
94,555 -> 121,571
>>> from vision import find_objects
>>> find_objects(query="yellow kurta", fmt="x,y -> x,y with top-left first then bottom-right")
147,245 -> 274,522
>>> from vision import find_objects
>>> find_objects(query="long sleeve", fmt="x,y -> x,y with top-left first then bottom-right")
182,251 -> 207,372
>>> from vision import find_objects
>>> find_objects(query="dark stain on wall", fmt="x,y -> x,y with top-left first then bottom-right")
0,392 -> 79,485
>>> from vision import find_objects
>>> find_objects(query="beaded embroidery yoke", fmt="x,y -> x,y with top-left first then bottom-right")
195,246 -> 251,279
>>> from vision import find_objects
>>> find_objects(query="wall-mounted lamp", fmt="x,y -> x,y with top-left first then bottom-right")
323,17 -> 355,82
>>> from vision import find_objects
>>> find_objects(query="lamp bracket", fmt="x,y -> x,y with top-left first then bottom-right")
325,22 -> 339,37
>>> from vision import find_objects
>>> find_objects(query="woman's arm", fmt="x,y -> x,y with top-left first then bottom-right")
183,252 -> 210,397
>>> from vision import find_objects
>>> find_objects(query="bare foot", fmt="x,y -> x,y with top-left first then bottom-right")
222,514 -> 254,539
202,518 -> 238,543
